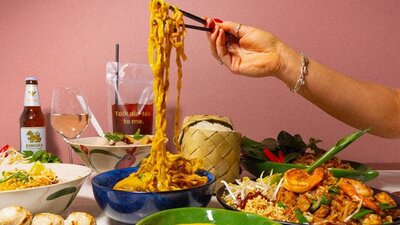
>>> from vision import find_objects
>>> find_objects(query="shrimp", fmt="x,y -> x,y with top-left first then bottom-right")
283,167 -> 325,193
337,178 -> 382,214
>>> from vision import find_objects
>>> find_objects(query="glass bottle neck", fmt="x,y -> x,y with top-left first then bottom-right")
24,84 -> 41,106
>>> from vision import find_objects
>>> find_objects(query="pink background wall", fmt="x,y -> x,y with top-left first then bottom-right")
1,1 -> 399,165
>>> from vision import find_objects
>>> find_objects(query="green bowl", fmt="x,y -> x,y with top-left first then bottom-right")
241,157 -> 379,182
136,207 -> 280,225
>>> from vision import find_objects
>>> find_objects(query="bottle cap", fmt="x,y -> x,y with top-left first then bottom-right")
25,76 -> 38,81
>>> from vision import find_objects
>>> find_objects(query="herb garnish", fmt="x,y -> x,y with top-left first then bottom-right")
241,130 -> 324,163
105,129 -> 145,144
0,171 -> 32,184
105,132 -> 126,143
23,150 -> 61,163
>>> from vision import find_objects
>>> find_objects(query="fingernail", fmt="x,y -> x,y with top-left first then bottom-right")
209,23 -> 215,32
213,18 -> 223,23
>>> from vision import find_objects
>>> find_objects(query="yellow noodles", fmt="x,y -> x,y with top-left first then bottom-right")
113,0 -> 207,192
0,162 -> 58,191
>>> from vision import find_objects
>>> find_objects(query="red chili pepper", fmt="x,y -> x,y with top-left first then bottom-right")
263,148 -> 285,163
0,144 -> 9,153
263,148 -> 282,163
278,150 -> 285,163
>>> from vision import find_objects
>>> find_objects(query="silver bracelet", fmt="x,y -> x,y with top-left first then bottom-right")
290,52 -> 309,93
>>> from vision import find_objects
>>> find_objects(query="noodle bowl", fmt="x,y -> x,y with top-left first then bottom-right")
0,163 -> 91,214
92,167 -> 215,224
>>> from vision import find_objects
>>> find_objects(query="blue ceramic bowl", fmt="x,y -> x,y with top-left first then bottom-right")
91,167 -> 216,224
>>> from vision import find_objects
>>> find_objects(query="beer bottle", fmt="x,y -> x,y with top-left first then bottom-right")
20,77 -> 46,153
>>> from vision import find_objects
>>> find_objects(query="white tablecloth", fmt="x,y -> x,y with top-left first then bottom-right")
68,170 -> 400,225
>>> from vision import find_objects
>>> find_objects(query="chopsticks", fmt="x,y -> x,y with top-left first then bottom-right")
184,24 -> 212,32
169,5 -> 212,32
170,5 -> 205,24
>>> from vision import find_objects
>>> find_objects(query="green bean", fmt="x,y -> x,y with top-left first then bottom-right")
352,208 -> 373,219
306,128 -> 371,173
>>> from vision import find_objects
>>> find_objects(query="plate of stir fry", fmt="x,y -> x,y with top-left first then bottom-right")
217,167 -> 400,225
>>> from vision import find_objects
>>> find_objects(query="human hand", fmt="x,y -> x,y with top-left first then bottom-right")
206,18 -> 289,78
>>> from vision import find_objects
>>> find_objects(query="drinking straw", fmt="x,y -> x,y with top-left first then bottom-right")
115,43 -> 120,106
76,95 -> 105,137
137,86 -> 151,115
114,44 -> 119,131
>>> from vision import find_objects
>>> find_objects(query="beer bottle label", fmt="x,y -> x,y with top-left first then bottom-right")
24,84 -> 40,106
20,127 -> 46,152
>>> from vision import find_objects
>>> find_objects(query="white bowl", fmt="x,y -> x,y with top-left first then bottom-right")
0,163 -> 91,214
67,137 -> 153,173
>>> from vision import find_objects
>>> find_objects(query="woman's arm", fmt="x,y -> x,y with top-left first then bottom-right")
284,49 -> 400,138
207,19 -> 400,138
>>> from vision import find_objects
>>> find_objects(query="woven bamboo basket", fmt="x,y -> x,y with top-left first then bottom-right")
178,115 -> 241,191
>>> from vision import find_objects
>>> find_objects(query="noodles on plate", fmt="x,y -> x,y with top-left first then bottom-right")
113,0 -> 207,192
0,162 -> 58,191
221,168 -> 400,224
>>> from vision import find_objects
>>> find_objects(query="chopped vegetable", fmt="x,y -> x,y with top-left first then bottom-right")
294,208 -> 309,224
105,130 -> 151,145
0,144 -> 9,153
133,129 -> 141,139
351,208 -> 373,219
310,200 -> 321,212
277,201 -> 287,208
311,194 -> 333,211
379,203 -> 396,210
0,170 -> 32,184
320,195 -> 332,205
263,148 -> 284,163
278,150 -> 285,162
328,186 -> 340,195
263,173 -> 283,185
105,132 -> 125,143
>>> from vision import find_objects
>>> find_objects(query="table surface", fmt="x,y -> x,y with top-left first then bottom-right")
68,170 -> 400,225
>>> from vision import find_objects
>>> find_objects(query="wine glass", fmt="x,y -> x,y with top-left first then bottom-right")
50,87 -> 89,164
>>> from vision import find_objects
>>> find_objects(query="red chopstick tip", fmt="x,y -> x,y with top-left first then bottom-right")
213,18 -> 223,23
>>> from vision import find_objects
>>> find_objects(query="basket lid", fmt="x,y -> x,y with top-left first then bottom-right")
177,114 -> 235,146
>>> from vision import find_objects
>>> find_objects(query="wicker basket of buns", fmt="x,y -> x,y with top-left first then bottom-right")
177,115 -> 241,190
